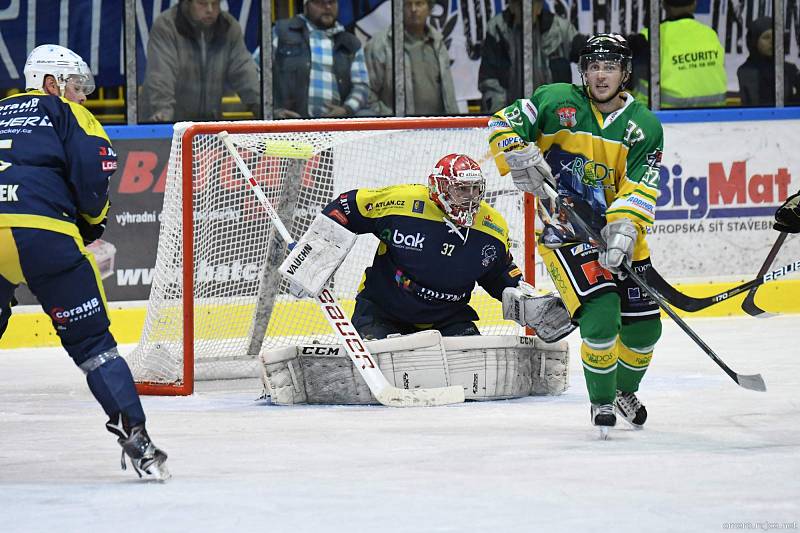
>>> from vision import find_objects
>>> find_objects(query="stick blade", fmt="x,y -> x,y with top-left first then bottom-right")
735,373 -> 767,392
741,296 -> 777,318
375,385 -> 465,407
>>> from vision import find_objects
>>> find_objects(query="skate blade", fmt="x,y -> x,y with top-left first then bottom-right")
618,417 -> 644,430
598,426 -> 610,440
143,461 -> 171,482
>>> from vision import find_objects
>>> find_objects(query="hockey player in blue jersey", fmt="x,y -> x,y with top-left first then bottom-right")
0,45 -> 168,480
279,153 -> 576,343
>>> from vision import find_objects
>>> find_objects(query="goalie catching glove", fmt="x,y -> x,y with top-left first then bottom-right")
503,143 -> 553,198
599,218 -> 637,278
774,191 -> 800,233
502,282 -> 576,342
279,212 -> 357,298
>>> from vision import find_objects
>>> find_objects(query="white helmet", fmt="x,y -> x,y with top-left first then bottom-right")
23,44 -> 95,96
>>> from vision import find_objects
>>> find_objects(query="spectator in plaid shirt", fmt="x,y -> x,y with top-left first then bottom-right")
272,0 -> 370,118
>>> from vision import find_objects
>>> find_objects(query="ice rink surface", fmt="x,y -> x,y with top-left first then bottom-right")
1,316 -> 798,533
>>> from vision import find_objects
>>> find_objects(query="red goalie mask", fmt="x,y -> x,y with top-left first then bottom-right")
428,154 -> 486,227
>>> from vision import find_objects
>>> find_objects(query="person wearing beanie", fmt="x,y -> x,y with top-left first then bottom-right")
737,16 -> 800,106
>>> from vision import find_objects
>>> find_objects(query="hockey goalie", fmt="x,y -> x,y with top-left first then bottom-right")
261,153 -> 574,404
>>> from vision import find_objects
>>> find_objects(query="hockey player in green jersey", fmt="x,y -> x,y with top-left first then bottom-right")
488,33 -> 665,435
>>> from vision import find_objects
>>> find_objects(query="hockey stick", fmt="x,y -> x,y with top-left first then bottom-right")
740,232 -> 789,317
644,251 -> 799,313
218,131 -> 465,407
540,182 -> 766,392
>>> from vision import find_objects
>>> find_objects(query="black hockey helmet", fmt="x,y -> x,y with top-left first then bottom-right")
579,33 -> 632,101
579,33 -> 632,75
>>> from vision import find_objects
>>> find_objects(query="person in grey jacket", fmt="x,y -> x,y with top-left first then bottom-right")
364,0 -> 459,116
139,0 -> 261,122
478,0 -> 583,112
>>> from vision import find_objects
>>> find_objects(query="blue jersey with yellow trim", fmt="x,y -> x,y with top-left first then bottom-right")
0,90 -> 117,238
323,184 -> 522,325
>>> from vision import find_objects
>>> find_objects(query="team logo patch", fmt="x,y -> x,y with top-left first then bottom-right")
481,244 -> 498,267
627,287 -> 642,300
394,269 -> 412,290
556,106 -> 577,128
481,214 -> 504,235
412,200 -> 425,214
329,209 -> 348,225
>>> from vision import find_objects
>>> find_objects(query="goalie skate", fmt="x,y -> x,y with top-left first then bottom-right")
615,390 -> 647,429
590,403 -> 616,440
107,419 -> 170,481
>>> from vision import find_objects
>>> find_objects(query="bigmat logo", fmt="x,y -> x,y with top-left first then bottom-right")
656,160 -> 792,220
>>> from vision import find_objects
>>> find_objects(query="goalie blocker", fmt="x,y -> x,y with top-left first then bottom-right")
261,330 -> 569,405
279,212 -> 357,297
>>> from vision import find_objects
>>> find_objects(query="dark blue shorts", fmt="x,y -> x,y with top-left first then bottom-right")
0,227 -> 115,365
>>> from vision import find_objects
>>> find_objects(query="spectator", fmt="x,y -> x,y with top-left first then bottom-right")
364,0 -> 458,116
629,0 -> 727,108
272,0 -> 370,118
139,0 -> 261,122
737,16 -> 800,106
479,0 -> 583,112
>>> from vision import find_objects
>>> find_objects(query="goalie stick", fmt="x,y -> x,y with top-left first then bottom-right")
539,182 -> 766,392
218,131 -> 465,407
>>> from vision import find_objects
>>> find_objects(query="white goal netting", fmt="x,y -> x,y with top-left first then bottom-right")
127,119 -> 532,393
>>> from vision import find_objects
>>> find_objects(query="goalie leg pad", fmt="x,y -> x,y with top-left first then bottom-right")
279,212 -> 357,297
260,333 -> 570,404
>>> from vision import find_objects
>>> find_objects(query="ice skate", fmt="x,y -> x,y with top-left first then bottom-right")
615,390 -> 647,429
590,403 -> 616,440
107,418 -> 170,481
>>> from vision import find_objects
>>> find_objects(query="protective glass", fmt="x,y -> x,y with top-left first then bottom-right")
65,73 -> 95,96
446,181 -> 485,207
580,53 -> 628,75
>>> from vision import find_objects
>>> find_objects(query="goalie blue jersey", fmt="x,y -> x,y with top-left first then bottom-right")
323,184 -> 522,325
0,90 -> 117,238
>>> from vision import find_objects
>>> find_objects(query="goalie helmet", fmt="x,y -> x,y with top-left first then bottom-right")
578,33 -> 632,102
428,153 -> 486,227
24,44 -> 95,96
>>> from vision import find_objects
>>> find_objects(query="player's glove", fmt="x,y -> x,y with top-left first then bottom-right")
599,218 -> 637,278
503,143 -> 553,198
76,216 -> 107,246
774,191 -> 800,234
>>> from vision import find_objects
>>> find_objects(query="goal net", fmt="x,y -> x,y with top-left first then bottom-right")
127,117 -> 536,395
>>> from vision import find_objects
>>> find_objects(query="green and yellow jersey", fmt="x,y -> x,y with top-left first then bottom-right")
488,83 -> 663,260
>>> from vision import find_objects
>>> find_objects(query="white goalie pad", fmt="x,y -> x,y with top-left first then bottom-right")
279,212 -> 357,297
260,331 -> 569,405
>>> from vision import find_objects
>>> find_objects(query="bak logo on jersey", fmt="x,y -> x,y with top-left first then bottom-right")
382,229 -> 425,250
285,243 -> 313,275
